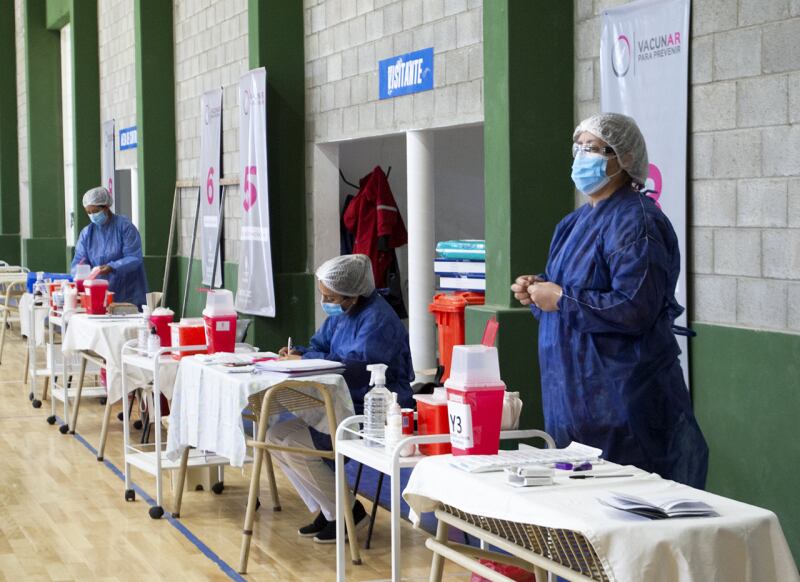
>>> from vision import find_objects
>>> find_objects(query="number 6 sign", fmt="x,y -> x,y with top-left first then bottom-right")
206,167 -> 215,204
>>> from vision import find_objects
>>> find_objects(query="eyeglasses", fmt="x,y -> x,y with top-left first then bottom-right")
572,143 -> 616,158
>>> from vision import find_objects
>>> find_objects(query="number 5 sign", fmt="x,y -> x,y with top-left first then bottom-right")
236,68 -> 276,317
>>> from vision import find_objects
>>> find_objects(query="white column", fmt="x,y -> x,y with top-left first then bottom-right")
406,130 -> 436,374
313,143 -> 340,329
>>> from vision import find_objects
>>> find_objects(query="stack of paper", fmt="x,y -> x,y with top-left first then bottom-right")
599,492 -> 718,519
254,358 -> 345,376
449,442 -> 603,473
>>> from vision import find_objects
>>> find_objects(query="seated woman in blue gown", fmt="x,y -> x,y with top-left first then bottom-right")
269,254 -> 414,543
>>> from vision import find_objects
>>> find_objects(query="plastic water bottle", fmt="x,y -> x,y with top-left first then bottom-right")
33,272 -> 45,306
138,306 -> 151,350
147,325 -> 161,356
385,392 -> 402,451
364,363 -> 390,448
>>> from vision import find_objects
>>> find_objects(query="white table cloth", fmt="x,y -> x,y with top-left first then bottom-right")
404,456 -> 799,582
61,314 -> 178,403
166,357 -> 354,467
18,293 -> 47,345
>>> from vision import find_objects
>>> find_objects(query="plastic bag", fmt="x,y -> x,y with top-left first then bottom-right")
471,559 -> 536,582
501,391 -> 523,430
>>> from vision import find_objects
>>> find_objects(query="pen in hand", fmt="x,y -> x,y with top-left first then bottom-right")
287,337 -> 293,354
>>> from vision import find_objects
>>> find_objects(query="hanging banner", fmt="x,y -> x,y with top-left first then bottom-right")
600,0 -> 691,382
199,88 -> 223,287
236,68 -> 276,317
102,120 -> 115,211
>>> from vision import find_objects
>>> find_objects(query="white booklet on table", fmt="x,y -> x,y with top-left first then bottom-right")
599,492 -> 718,519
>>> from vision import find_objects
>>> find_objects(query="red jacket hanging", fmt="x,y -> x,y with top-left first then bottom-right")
342,166 -> 407,288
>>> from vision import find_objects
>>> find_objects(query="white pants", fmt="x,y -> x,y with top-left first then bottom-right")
266,417 -> 339,521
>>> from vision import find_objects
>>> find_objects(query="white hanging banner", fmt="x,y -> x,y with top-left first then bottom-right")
236,68 -> 276,317
101,119 -> 115,211
199,88 -> 223,287
600,0 -> 691,383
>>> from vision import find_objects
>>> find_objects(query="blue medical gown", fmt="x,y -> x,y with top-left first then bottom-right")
533,187 -> 708,488
296,291 -> 414,415
71,214 -> 148,308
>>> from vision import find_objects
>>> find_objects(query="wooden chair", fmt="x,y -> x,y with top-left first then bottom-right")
172,379 -> 363,573
0,278 -> 27,365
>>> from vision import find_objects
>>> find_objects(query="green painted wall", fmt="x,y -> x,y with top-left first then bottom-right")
0,0 -> 20,264
246,0 -> 315,350
471,0 -> 574,430
22,0 -> 66,270
692,323 -> 800,563
135,0 -> 176,289
45,0 -> 69,29
67,0 -> 100,238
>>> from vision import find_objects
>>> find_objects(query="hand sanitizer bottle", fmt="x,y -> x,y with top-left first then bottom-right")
364,363 -> 390,448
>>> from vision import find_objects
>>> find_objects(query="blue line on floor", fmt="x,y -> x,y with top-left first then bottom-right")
56,416 -> 247,582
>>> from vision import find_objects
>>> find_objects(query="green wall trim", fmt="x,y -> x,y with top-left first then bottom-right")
245,0 -> 314,344
45,0 -> 69,29
68,0 -> 100,238
691,323 -> 800,564
22,237 -> 68,272
24,0 -> 65,239
482,0 -> 575,307
0,0 -> 20,236
248,0 -> 307,274
0,235 -> 21,265
134,0 -> 176,259
471,0 -> 573,429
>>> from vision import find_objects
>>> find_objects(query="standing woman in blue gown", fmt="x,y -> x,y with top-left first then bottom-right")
71,187 -> 148,309
511,113 -> 708,488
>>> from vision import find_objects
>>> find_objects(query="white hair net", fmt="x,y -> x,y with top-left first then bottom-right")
82,186 -> 112,208
316,254 -> 376,297
573,113 -> 649,185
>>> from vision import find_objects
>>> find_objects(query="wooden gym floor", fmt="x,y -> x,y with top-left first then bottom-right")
0,330 -> 469,581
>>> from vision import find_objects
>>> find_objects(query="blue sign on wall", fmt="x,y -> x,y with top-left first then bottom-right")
379,47 -> 434,100
119,126 -> 138,150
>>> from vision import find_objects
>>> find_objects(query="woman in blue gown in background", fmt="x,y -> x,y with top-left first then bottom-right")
512,113 -> 708,488
71,186 -> 148,308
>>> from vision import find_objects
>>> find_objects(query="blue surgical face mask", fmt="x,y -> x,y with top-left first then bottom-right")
89,210 -> 108,226
321,300 -> 345,316
571,153 -> 616,196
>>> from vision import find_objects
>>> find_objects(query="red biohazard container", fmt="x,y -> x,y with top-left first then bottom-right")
150,307 -> 174,347
413,389 -> 451,456
445,345 -> 506,456
84,279 -> 109,314
428,292 -> 485,382
202,289 -> 237,354
169,319 -> 207,360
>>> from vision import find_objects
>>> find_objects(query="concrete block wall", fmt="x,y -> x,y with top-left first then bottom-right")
174,0 -> 248,263
99,0 -> 137,170
15,0 -> 28,239
304,0 -> 484,270
304,0 -> 483,143
575,0 -> 800,333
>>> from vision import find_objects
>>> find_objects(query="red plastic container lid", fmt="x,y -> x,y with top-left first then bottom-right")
428,292 -> 485,313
